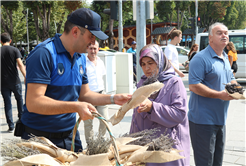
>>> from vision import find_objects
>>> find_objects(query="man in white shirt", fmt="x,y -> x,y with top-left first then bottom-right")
84,40 -> 109,144
164,30 -> 185,77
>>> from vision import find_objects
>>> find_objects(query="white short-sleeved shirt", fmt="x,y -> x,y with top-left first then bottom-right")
86,56 -> 106,92
164,44 -> 179,70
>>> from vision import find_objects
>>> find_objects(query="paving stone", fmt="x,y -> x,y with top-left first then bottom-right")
235,156 -> 246,165
231,151 -> 246,157
223,154 -> 241,164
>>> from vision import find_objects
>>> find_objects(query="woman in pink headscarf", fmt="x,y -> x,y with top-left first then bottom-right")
130,44 -> 190,166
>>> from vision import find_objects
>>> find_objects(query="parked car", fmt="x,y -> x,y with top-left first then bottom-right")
161,46 -> 190,71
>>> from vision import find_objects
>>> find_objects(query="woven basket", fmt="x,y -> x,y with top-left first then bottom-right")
71,112 -> 121,165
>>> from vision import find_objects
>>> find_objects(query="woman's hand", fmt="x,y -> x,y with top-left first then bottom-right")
137,98 -> 153,113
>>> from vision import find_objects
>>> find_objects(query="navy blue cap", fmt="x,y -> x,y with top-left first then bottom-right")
67,8 -> 108,40
132,41 -> 136,45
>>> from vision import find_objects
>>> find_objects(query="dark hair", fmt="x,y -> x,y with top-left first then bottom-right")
170,30 -> 182,40
188,44 -> 199,56
1,32 -> 11,43
63,20 -> 86,35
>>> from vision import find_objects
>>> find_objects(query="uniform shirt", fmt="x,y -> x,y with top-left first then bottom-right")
164,44 -> 179,70
86,55 -> 106,92
188,45 -> 235,125
21,33 -> 88,133
1,45 -> 22,87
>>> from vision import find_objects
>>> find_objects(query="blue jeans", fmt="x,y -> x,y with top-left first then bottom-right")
1,83 -> 23,129
189,121 -> 225,166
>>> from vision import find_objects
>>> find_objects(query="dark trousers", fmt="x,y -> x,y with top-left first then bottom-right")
189,121 -> 226,166
21,130 -> 83,152
1,83 -> 23,130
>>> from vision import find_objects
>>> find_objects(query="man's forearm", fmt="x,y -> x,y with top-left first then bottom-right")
26,95 -> 79,115
189,83 -> 221,98
79,90 -> 111,106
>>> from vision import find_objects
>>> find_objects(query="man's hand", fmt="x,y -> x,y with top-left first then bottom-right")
219,90 -> 235,101
137,98 -> 152,113
114,94 -> 132,105
77,102 -> 97,120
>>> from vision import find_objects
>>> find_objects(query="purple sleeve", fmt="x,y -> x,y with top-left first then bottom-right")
147,78 -> 187,128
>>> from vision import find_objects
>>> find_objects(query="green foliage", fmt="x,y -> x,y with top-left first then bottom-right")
2,0 -> 245,46
156,1 -> 175,22
1,1 -> 19,11
64,0 -> 82,13
22,1 -> 54,9
224,1 -> 246,29
11,2 -> 27,46
114,1 -> 135,27
91,1 -> 109,32
223,1 -> 238,30
198,1 -> 231,30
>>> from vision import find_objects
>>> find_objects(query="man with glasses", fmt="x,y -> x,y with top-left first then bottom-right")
20,8 -> 131,152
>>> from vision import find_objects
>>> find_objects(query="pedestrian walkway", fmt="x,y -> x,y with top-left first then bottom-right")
0,72 -> 245,165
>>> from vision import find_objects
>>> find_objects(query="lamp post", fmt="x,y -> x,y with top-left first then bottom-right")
118,0 -> 123,52
26,8 -> 29,54
195,0 -> 198,37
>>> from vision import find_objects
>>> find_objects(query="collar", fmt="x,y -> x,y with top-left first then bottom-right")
53,33 -> 81,58
207,45 -> 227,60
168,44 -> 176,47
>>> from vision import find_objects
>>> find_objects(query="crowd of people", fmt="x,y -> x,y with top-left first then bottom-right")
1,7 -> 240,166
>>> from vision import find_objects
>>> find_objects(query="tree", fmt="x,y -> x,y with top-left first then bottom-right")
223,1 -> 238,30
234,1 -> 246,29
11,2 -> 27,47
23,1 -> 54,41
198,1 -> 231,30
156,1 -> 175,26
223,1 -> 246,30
174,1 -> 191,30
91,1 -> 112,48
1,1 -> 20,39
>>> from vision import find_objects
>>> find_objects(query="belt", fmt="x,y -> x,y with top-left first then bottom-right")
24,125 -> 72,139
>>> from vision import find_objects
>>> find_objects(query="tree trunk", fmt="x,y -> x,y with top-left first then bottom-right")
180,11 -> 184,29
177,8 -> 180,29
37,4 -> 51,41
170,13 -> 173,27
108,19 -> 114,49
57,12 -> 65,34
9,10 -> 13,39
1,13 -> 9,34
32,10 -> 41,41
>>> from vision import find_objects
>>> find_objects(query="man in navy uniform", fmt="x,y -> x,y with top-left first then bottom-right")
21,8 -> 131,152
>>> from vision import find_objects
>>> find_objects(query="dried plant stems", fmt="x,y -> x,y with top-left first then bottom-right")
124,128 -> 176,152
1,138 -> 41,161
85,135 -> 111,155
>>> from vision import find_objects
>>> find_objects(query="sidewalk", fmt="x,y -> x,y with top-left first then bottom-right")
0,73 -> 245,165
